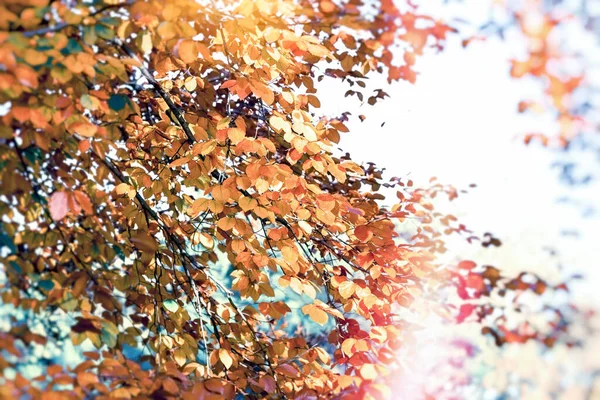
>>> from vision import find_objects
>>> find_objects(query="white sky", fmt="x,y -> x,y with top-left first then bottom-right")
319,2 -> 600,305
316,3 -> 600,397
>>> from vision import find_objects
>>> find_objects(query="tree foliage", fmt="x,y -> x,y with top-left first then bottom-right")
488,0 -> 588,147
0,0 -> 590,399
0,0 -> 463,398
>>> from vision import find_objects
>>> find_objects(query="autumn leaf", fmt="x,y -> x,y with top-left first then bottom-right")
228,128 -> 245,144
354,225 -> 373,243
130,231 -> 158,253
238,196 -> 257,212
74,191 -> 93,215
0,1 -> 572,398
49,191 -> 69,221
338,281 -> 355,299
259,375 -> 277,393
175,39 -> 198,64
219,348 -> 234,369
302,303 -> 329,325
68,121 -> 97,137
359,364 -> 378,380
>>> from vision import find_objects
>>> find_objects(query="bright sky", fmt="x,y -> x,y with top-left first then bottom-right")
316,3 -> 600,397
319,2 -> 600,306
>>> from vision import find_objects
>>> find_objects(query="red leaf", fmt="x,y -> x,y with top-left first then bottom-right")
456,304 -> 476,324
49,191 -> 69,221
259,375 -> 276,394
458,260 -> 476,270
466,274 -> 485,292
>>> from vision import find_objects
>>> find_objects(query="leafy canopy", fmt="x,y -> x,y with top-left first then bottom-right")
0,0 -> 581,399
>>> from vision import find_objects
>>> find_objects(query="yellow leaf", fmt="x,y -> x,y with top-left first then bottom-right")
255,177 -> 269,194
182,362 -> 201,375
140,31 -> 153,54
298,220 -> 313,235
338,281 -> 355,299
281,91 -> 294,104
115,183 -> 136,199
194,140 -> 217,156
219,348 -> 233,369
290,277 -> 302,294
328,164 -> 347,183
188,198 -> 209,217
263,28 -> 280,43
336,374 -> 357,389
269,115 -> 291,134
303,283 -> 317,299
341,338 -> 356,356
281,246 -> 298,264
199,233 -> 214,249
157,21 -> 177,41
184,76 -> 197,91
302,304 -> 328,325
360,364 -> 378,380
302,123 -> 318,141
307,43 -> 329,57
228,127 -> 246,144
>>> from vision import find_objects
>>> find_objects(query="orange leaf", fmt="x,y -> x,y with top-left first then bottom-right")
217,217 -> 236,231
69,121 -> 98,137
320,0 -> 336,13
238,196 -> 257,212
354,225 -> 373,243
175,39 -> 198,64
227,127 -> 246,145
74,191 -> 93,215
212,186 -> 230,203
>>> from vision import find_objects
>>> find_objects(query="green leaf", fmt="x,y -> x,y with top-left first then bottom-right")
0,228 -> 16,254
23,146 -> 43,164
163,299 -> 179,313
60,39 -> 83,56
9,261 -> 21,274
108,94 -> 127,111
111,244 -> 125,261
38,280 -> 55,291
100,321 -> 118,348
95,24 -> 115,40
